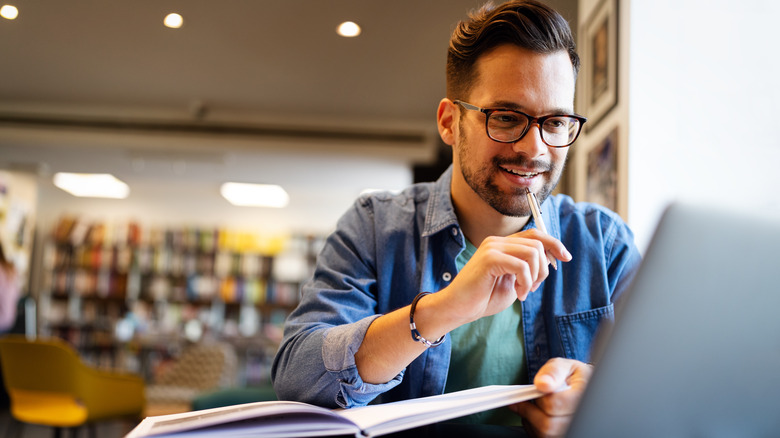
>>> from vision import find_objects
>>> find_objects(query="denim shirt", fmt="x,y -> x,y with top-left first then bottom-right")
272,166 -> 642,409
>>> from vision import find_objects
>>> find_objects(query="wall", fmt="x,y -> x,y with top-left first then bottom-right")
627,0 -> 780,250
577,0 -> 780,251
572,0 -> 631,223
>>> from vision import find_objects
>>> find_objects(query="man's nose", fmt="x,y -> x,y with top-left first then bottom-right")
511,123 -> 547,158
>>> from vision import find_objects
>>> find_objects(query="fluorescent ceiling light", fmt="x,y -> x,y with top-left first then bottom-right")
360,188 -> 402,196
337,21 -> 361,37
1,5 -> 18,20
164,13 -> 183,29
53,173 -> 130,199
220,182 -> 289,208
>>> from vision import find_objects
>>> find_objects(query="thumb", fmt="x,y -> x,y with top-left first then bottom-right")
534,358 -> 576,393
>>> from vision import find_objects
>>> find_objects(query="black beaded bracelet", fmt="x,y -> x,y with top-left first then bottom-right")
409,292 -> 445,348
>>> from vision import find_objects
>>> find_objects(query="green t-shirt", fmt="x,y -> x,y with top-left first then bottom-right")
444,239 -> 528,425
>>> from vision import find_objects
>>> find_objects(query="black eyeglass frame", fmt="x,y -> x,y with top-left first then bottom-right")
453,100 -> 587,148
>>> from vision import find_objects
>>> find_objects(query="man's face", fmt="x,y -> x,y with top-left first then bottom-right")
452,45 -> 576,217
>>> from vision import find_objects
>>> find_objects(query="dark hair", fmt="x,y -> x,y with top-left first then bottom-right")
446,0 -> 579,99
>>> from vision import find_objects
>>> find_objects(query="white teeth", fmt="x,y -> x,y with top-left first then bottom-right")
504,168 -> 538,178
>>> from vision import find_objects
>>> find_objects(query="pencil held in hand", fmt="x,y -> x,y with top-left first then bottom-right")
525,188 -> 558,270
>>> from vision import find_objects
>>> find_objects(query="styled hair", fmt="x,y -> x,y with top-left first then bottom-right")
446,0 -> 580,99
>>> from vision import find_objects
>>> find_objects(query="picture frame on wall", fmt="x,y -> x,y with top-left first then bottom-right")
579,0 -> 618,130
585,127 -> 618,212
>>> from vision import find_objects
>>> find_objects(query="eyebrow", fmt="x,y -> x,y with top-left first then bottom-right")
487,100 -> 574,116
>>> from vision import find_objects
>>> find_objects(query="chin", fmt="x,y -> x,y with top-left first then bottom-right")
492,182 -> 558,218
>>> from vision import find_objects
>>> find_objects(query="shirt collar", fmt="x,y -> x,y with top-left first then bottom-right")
422,165 -> 460,237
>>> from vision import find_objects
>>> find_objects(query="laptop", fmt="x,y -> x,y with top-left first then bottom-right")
566,202 -> 780,438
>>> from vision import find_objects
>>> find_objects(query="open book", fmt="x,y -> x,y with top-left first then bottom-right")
126,385 -> 542,438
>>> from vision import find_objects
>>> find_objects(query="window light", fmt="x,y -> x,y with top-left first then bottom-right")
53,173 -> 130,199
220,182 -> 289,208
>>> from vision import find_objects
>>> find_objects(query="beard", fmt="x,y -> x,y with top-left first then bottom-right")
456,131 -> 566,217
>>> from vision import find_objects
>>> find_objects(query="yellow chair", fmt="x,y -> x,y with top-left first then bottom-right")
0,335 -> 145,436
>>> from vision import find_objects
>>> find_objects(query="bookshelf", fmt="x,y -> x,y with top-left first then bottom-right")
39,216 -> 322,386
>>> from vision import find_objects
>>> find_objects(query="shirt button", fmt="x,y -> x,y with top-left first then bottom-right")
451,228 -> 459,236
442,272 -> 452,282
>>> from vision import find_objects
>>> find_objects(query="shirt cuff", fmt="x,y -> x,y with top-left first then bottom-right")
322,315 -> 404,408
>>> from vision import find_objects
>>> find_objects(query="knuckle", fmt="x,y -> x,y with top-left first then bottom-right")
482,235 -> 501,245
482,247 -> 504,262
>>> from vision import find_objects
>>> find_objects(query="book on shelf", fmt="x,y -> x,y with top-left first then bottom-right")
125,384 -> 541,438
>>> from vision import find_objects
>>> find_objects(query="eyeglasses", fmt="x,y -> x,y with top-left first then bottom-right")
454,100 -> 587,147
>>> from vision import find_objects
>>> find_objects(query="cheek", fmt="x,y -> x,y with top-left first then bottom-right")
454,121 -> 479,162
552,148 -> 569,167
457,117 -> 528,167
457,138 -> 498,171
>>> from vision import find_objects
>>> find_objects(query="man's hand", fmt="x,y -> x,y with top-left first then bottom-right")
509,358 -> 592,438
356,230 -> 570,385
440,229 -> 572,326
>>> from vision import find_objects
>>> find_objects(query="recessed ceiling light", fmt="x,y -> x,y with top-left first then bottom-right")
220,182 -> 289,208
53,173 -> 130,199
164,13 -> 183,29
0,5 -> 18,20
337,21 -> 361,37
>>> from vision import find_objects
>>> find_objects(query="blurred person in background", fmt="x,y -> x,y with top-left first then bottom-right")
0,240 -> 20,333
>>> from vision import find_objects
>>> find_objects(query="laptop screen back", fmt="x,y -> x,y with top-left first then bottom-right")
566,203 -> 780,438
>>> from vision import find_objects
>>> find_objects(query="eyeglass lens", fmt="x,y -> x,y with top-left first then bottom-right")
487,111 -> 581,146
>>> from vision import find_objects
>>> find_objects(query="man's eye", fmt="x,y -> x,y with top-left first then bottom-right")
490,112 -> 521,124
544,118 -> 569,130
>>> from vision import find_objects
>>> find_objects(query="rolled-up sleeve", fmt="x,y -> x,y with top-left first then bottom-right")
323,317 -> 404,407
271,197 -> 404,408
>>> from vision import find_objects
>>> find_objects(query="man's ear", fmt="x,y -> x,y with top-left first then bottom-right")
437,99 -> 457,146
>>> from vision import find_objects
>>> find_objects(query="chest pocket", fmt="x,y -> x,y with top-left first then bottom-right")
555,304 -> 614,362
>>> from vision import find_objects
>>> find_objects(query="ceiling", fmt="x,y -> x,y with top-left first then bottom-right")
0,0 -> 577,232
0,0 -> 575,121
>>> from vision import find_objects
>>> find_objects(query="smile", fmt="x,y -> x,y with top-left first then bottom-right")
500,166 -> 540,178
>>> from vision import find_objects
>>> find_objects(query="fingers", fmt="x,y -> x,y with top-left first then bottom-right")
509,359 -> 593,438
443,231 -> 569,321
485,231 -> 568,292
510,228 -> 573,264
477,236 -> 547,291
534,357 -> 592,393
534,358 -> 574,393
534,358 -> 592,416
471,232 -> 566,301
509,401 -> 569,438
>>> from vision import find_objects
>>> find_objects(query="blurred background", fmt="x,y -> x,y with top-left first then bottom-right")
0,0 -> 778,435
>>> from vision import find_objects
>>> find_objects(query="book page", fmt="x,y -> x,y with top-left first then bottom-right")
125,385 -> 544,438
336,385 -> 542,437
126,401 -> 358,438
142,415 -> 359,438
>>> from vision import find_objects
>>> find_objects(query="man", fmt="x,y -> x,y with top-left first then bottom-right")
272,1 -> 641,436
